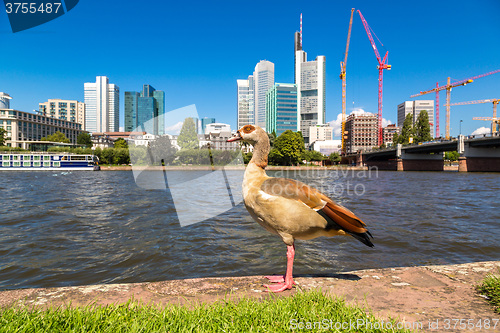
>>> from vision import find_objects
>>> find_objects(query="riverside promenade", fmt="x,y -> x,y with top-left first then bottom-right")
1,261 -> 498,331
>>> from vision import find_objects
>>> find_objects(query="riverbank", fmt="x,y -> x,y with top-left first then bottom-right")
2,261 -> 498,330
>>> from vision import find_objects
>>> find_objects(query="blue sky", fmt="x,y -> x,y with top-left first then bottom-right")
1,0 -> 500,137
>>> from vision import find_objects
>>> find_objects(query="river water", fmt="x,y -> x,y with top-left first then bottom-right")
0,169 -> 499,290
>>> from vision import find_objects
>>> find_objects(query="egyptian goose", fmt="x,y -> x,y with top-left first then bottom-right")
228,125 -> 373,292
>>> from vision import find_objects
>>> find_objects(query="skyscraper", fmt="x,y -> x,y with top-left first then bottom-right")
153,90 -> 165,136
84,76 -> 119,133
265,83 -> 298,136
294,19 -> 326,145
124,91 -> 139,132
237,75 -> 254,129
253,60 -> 274,130
124,84 -> 165,135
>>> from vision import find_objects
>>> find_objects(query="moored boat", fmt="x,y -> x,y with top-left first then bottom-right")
0,152 -> 99,171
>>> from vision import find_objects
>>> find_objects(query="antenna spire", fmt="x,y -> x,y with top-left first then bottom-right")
300,13 -> 302,48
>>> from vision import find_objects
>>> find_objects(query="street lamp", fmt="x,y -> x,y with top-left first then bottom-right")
459,120 -> 463,135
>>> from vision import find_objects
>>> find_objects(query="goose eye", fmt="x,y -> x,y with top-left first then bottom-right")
243,125 -> 254,133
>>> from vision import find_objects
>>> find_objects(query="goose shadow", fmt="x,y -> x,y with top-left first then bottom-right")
292,273 -> 361,281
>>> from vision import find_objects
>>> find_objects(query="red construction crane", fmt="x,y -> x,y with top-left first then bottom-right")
411,69 -> 500,139
357,10 -> 391,146
451,99 -> 499,134
340,8 -> 355,154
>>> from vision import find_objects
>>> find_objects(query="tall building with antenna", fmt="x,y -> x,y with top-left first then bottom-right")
294,14 -> 326,145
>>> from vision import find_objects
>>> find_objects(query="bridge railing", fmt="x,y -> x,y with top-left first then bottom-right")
466,132 -> 499,140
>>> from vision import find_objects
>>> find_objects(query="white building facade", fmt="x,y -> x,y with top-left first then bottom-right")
309,124 -> 333,143
84,76 -> 119,133
311,139 -> 341,155
205,122 -> 231,135
253,60 -> 274,130
237,76 -> 254,129
397,100 -> 435,137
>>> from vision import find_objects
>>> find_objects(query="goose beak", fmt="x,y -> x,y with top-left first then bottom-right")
227,131 -> 242,142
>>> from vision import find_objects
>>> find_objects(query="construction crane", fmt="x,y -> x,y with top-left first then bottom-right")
357,10 -> 391,146
451,99 -> 499,134
340,8 -> 355,154
411,69 -> 500,140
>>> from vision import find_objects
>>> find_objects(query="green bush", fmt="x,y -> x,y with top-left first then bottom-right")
477,269 -> 500,314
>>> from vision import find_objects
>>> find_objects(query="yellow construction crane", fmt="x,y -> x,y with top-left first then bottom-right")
411,78 -> 472,139
411,69 -> 500,140
451,99 -> 499,134
340,8 -> 354,154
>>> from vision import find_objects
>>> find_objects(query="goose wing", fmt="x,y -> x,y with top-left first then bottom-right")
260,177 -> 373,246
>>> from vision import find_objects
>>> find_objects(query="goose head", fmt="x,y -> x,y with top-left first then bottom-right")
227,125 -> 268,146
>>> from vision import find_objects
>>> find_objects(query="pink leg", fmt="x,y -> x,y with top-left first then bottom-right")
264,244 -> 295,292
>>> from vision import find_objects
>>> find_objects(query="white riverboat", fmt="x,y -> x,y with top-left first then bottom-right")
0,152 -> 99,171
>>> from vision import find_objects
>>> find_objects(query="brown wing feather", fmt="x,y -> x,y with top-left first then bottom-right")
261,177 -> 369,234
322,203 -> 367,234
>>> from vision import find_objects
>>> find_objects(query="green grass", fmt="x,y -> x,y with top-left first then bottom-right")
477,269 -> 500,314
0,290 -> 412,332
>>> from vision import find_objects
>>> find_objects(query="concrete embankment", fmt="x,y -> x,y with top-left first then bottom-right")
1,261 -> 498,330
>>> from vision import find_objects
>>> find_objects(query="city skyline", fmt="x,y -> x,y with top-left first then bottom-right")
2,0 -> 500,137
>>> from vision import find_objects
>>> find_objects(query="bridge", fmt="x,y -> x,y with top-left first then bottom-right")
343,134 -> 500,172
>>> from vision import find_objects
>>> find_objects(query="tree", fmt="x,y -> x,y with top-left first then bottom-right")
114,138 -> 129,149
101,148 -> 115,165
149,135 -> 177,165
0,128 -> 7,146
243,152 -> 253,164
177,117 -> 199,150
301,150 -> 312,162
414,110 -> 432,143
268,148 -> 284,166
392,132 -> 399,145
444,151 -> 460,161
113,148 -> 130,165
41,131 -> 70,143
306,150 -> 326,162
398,113 -> 415,144
268,131 -> 277,148
273,130 -> 305,166
77,132 -> 92,148
329,152 -> 341,164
